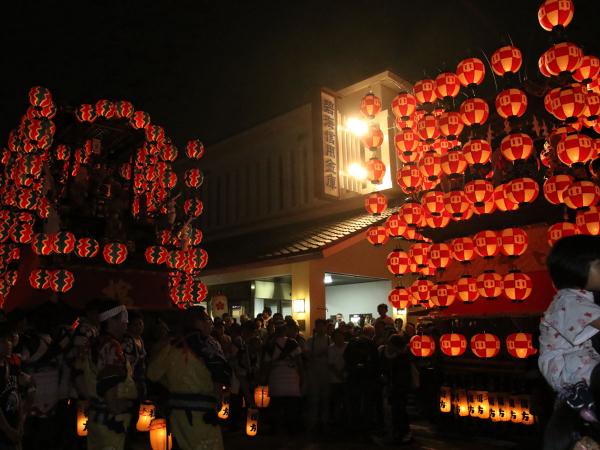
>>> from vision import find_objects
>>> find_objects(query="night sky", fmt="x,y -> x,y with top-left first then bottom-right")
1,1 -> 599,148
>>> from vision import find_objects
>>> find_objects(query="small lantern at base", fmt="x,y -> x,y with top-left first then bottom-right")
254,386 -> 271,408
218,397 -> 230,420
76,405 -> 88,437
440,386 -> 452,413
246,408 -> 259,437
149,419 -> 172,450
454,389 -> 469,417
136,401 -> 156,432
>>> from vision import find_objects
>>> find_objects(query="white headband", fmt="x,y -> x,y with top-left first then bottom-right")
98,305 -> 128,323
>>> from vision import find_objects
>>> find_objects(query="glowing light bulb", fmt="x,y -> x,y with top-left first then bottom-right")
348,163 -> 367,181
347,117 -> 368,136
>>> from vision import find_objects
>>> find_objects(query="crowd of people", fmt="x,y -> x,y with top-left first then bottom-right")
0,299 -> 419,449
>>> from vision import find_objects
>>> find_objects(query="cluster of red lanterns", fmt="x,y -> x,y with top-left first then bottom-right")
409,332 -> 536,359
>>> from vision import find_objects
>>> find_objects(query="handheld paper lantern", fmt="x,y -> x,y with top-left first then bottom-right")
384,213 -> 407,239
30,233 -> 55,256
391,92 -> 416,119
476,270 -> 504,299
254,386 -> 271,408
136,402 -> 156,432
494,184 -> 519,212
500,228 -> 528,257
505,178 -> 539,206
563,180 -> 600,209
440,386 -> 452,413
440,150 -> 467,177
366,158 -> 386,184
362,124 -> 384,149
434,72 -> 461,99
149,419 -> 172,450
413,79 -> 437,105
29,269 -> 51,290
543,174 -> 574,204
500,133 -> 533,162
418,152 -> 442,181
456,58 -> 485,87
366,225 -> 388,246
428,243 -> 452,270
495,88 -> 527,119
388,287 -> 412,309
576,207 -> 600,235
574,55 -> 600,84
444,190 -> 470,218
437,111 -> 464,139
506,333 -> 537,359
538,0 -> 574,31
399,202 -> 424,228
364,192 -> 387,215
557,133 -> 594,166
429,283 -> 456,308
451,237 -> 476,263
491,46 -> 523,76
246,408 -> 259,437
49,269 -> 75,293
184,198 -> 204,217
439,333 -> 467,357
409,243 -> 431,268
460,98 -> 489,127
409,335 -> 436,357
103,243 -> 128,264
75,238 -> 100,258
463,139 -> 492,166
421,190 -> 445,217
386,250 -> 410,277
409,278 -> 433,304
464,180 -> 494,207
145,246 -> 168,264
470,333 -> 501,358
360,92 -> 382,119
544,42 -> 583,76
396,164 -> 422,193
503,270 -> 533,302
547,222 -> 579,246
52,231 -> 76,254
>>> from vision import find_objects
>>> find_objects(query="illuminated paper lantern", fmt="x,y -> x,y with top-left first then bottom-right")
30,233 -> 55,256
409,335 -> 436,357
396,163 -> 422,193
52,231 -> 76,254
362,124 -> 384,149
439,333 -> 467,357
474,391 -> 490,419
574,55 -> 600,84
519,395 -> 536,426
444,190 -> 470,218
500,227 -> 528,257
434,72 -> 461,99
95,99 -> 115,119
547,222 -> 579,246
563,180 -> 600,209
29,86 -> 53,108
424,210 -> 451,229
145,246 -> 168,264
366,225 -> 388,246
136,402 -> 156,432
360,92 -> 382,119
421,190 -> 445,217
75,238 -> 100,258
218,397 -> 230,420
184,168 -> 204,189
75,104 -> 97,123
544,42 -> 583,76
184,197 -> 204,217
29,268 -> 51,290
409,243 -> 431,268
417,114 -> 440,143
489,393 -> 501,422
364,192 -> 387,215
413,79 -> 437,105
476,270 -> 504,299
149,419 -> 172,450
388,287 -> 412,309
103,242 -> 128,265
509,396 -> 523,424
456,57 -> 485,87
451,237 -> 476,263
386,250 -> 410,277
576,206 -> 600,235
543,174 -> 574,204
391,92 -> 416,120
501,133 -> 533,161
538,0 -> 574,31
505,178 -> 539,206
491,45 -> 523,76
474,230 -> 501,258
399,202 -> 424,228
496,393 -> 512,422
366,158 -> 386,184
115,100 -> 135,119
428,243 -> 452,270
494,184 -> 519,212
460,97 -> 489,127
506,333 -> 537,359
76,405 -> 88,437
464,180 -> 494,207
395,130 -> 420,162
246,408 -> 259,437
9,222 -> 33,245
440,386 -> 452,413
409,279 -> 433,304
49,269 -> 75,293
130,111 -> 151,129
503,271 -> 533,302
557,133 -> 594,166
384,213 -> 407,239
470,333 -> 501,358
418,152 -> 442,181
440,150 -> 467,177
495,88 -> 527,119
430,283 -> 456,308
254,386 -> 271,408
437,111 -> 464,139
454,389 -> 469,417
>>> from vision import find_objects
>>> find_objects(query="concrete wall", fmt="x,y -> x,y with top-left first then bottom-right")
325,279 -> 391,323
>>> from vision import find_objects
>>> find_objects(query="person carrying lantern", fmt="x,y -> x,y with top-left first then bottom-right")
85,300 -> 138,450
539,235 -> 600,449
147,306 -> 231,450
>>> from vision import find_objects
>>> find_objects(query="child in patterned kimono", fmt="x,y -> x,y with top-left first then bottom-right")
539,235 -> 600,422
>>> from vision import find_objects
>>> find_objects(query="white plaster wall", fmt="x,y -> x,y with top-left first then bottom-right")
325,280 -> 392,323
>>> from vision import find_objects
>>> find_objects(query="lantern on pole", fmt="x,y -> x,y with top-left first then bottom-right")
421,190 -> 445,217
396,163 -> 422,193
557,133 -> 594,166
430,283 -> 456,308
136,402 -> 156,432
428,243 -> 452,271
149,419 -> 172,450
574,55 -> 600,83
103,242 -> 128,264
218,395 -> 230,420
544,42 -> 583,76
362,124 -> 384,149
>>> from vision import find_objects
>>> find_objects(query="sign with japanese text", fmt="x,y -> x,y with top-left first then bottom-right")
320,90 -> 340,198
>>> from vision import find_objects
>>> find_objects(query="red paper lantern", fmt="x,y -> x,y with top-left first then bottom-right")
409,335 -> 436,357
364,192 -> 387,215
384,213 -> 408,239
495,89 -> 527,119
160,143 -> 179,162
547,222 -> 579,246
49,269 -> 75,293
438,112 -> 464,139
551,84 -> 588,122
366,158 -> 386,184
455,275 -> 480,303
391,92 -> 417,119
476,271 -> 504,299
463,139 -> 492,166
366,225 -> 388,246
360,92 -> 382,119
424,210 -> 451,229
145,246 -> 168,265
29,269 -> 51,290
500,228 -> 528,257
30,233 -> 54,256
103,243 -> 128,265
544,174 -> 574,204
563,180 -> 600,209
464,180 -> 494,207
52,231 -> 76,254
388,287 -> 412,309
574,55 -> 600,84
451,237 -> 476,263
557,133 -> 594,166
584,92 -> 600,122
396,164 -> 422,193
430,283 -> 456,308
474,230 -> 501,259
503,271 -> 533,302
95,100 -> 115,119
186,140 -> 205,159
494,184 -> 519,212
470,333 -> 501,358
186,247 -> 209,272
491,46 -> 523,76
506,333 -> 537,359
538,0 -> 574,31
362,124 -> 384,149
544,42 -> 583,76
413,79 -> 437,105
539,52 -> 552,77
440,333 -> 467,357
428,243 -> 452,270
9,222 -> 33,244
431,137 -> 456,156
395,117 -> 416,132
576,206 -> 600,235
129,111 -> 151,129
505,178 -> 539,206
440,150 -> 467,177
421,190 -> 445,217
410,278 -> 434,304
417,114 -> 440,143
184,198 -> 204,217
399,202 -> 424,228
409,243 -> 431,268
29,86 -> 52,108
500,133 -> 534,161
460,98 -> 489,127
418,152 -> 442,181
434,72 -> 461,99
75,104 -> 97,123
75,238 -> 99,258
456,58 -> 486,87
394,130 -> 420,162
444,190 -> 470,218
115,100 -> 134,119
386,250 -> 410,276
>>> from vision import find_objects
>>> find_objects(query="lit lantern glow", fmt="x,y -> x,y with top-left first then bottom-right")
394,130 -> 420,162
76,405 -> 88,437
399,202 -> 424,228
246,408 -> 259,437
474,230 -> 501,259
547,222 -> 579,246
497,393 -> 512,422
505,178 -> 539,206
506,333 -> 537,359
464,180 -> 494,207
476,271 -> 504,299
362,124 -> 384,149
391,92 -> 417,119
519,395 -> 536,426
544,42 -> 583,76
429,283 -> 456,308
388,287 -> 412,309
409,278 -> 434,304
417,114 -> 440,143
440,150 -> 467,177
543,174 -> 574,204
434,72 -> 461,99
444,190 -> 470,218
49,269 -> 75,293
218,397 -> 230,419
495,88 -> 527,119
384,213 -> 408,239
440,386 -> 452,413
424,210 -> 451,229
576,207 -> 600,235
503,271 -> 533,302
464,139 -> 492,166
491,46 -> 523,76
428,243 -> 452,270
574,55 -> 600,84
396,164 -> 422,193
418,152 -> 442,182
437,111 -> 464,139
456,57 -> 486,87
557,133 -> 594,166
494,184 -> 519,212
409,243 -> 431,269
439,333 -> 467,357
366,225 -> 389,246
538,0 -> 574,31
364,192 -> 388,215
475,391 -> 490,419
409,335 -> 436,357
470,333 -> 501,358
149,419 -> 172,450
500,133 -> 533,161
413,79 -> 437,105
103,242 -> 128,265
360,92 -> 382,119
509,396 -> 523,424
386,250 -> 410,277
500,227 -> 528,257
454,389 -> 469,417
451,237 -> 476,263
459,98 -> 489,127
136,402 -> 156,432
254,386 -> 271,408
563,180 -> 600,210
421,190 -> 445,217
366,158 -> 386,184
489,393 -> 501,423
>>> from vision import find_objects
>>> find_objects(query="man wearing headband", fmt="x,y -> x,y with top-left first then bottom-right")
85,300 -> 137,450
148,306 -> 231,450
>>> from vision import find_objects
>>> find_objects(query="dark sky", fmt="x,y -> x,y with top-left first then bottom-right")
1,0 -> 599,147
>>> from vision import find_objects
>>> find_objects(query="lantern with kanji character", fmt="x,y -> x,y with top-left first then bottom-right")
470,333 -> 501,358
519,395 -> 536,425
444,190 -> 470,218
136,401 -> 156,432
585,91 -> 600,123
505,178 -> 539,206
254,386 -> 271,408
364,192 -> 387,215
76,405 -> 88,437
218,395 -> 230,420
103,243 -> 128,265
387,250 -> 410,277
495,88 -> 527,119
549,85 -> 587,122
576,207 -> 600,235
409,243 -> 431,269
366,158 -> 386,185
456,57 -> 485,87
149,419 -> 172,450
429,243 -> 452,270
52,231 -> 76,254
501,133 -> 534,162
410,278 -> 433,304
477,270 -> 504,299
366,225 -> 388,246
463,139 -> 492,166
49,269 -> 75,293
413,79 -> 437,105
430,283 -> 456,308
439,334 -> 467,357
464,180 -> 494,207
547,221 -> 579,246
29,269 -> 51,290
451,237 -> 476,263
246,408 -> 259,437
460,98 -> 489,127
31,233 -> 54,256
574,55 -> 600,84
391,92 -> 416,119
418,152 -> 442,181
491,46 -> 523,76
434,72 -> 461,99
360,92 -> 381,119
437,111 -> 464,140
396,163 -> 422,193
409,335 -> 436,357
416,114 -> 440,143
563,180 -> 600,209
557,133 -> 594,166
506,333 -> 536,359
538,0 -> 574,31
500,228 -> 528,257
441,150 -> 467,177
503,270 -> 533,302
388,286 -> 412,309
440,386 -> 452,413
384,213 -> 407,239
544,42 -> 583,76
543,174 -> 573,204
454,389 -> 469,417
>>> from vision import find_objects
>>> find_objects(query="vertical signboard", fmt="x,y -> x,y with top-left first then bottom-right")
316,89 -> 340,199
